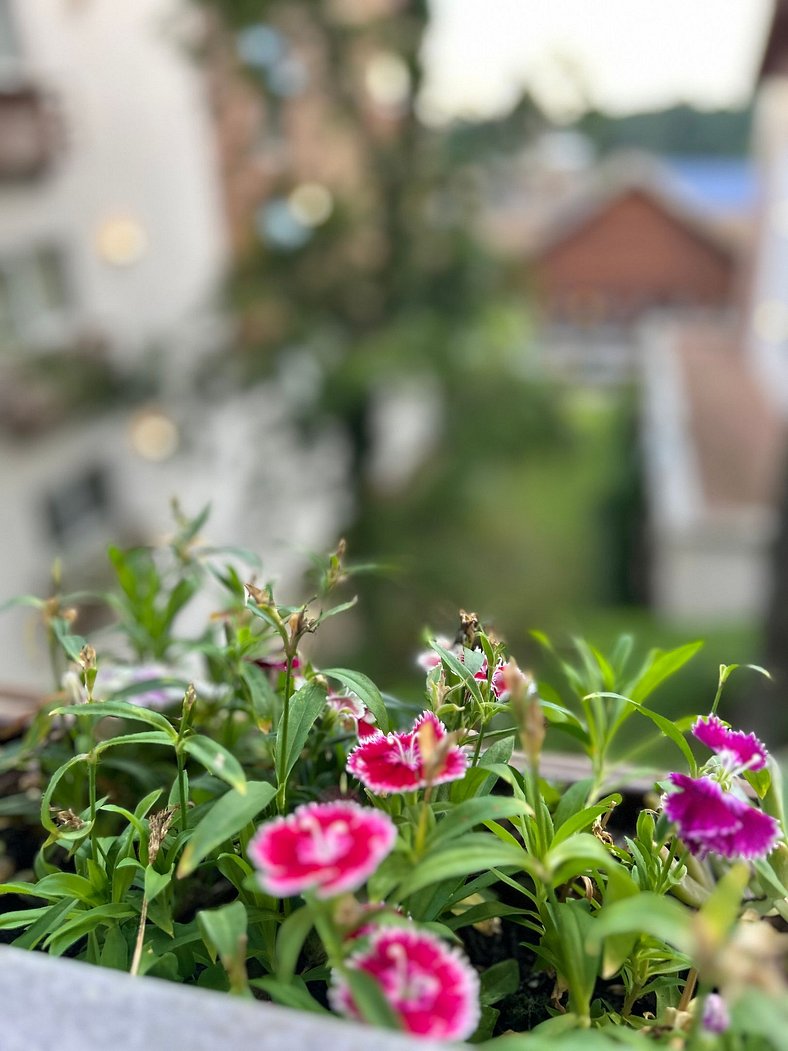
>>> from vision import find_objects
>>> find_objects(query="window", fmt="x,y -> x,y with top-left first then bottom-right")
0,1 -> 19,65
44,465 -> 111,548
0,244 -> 72,349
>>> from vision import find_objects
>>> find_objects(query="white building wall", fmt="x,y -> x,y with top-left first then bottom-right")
0,0 -> 226,361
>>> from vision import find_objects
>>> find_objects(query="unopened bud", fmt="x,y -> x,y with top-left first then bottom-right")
507,659 -> 544,768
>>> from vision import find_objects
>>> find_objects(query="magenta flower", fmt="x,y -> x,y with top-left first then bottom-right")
664,773 -> 780,860
330,927 -> 480,1040
693,714 -> 768,772
247,800 -> 396,899
346,711 -> 467,794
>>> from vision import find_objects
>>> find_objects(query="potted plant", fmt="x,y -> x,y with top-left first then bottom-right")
1,508 -> 786,1049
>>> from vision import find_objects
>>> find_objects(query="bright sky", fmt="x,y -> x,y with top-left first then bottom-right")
420,0 -> 774,123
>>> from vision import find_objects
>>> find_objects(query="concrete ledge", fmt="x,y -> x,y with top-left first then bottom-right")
0,946 -> 446,1051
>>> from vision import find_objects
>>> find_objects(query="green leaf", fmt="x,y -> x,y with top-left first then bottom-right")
431,642 -> 484,708
11,897 -> 77,950
251,977 -> 329,1014
144,865 -> 173,904
430,797 -> 533,848
275,904 -> 315,981
197,900 -> 247,963
275,682 -> 327,787
480,958 -> 520,1006
589,893 -> 695,955
52,702 -> 177,739
545,833 -> 617,886
585,692 -> 697,774
95,731 -> 175,755
177,780 -> 276,878
551,796 -> 621,847
183,735 -> 246,793
321,668 -> 389,733
40,753 -> 89,834
395,838 -> 538,900
627,642 -> 703,705
342,968 -> 402,1030
44,903 -> 137,957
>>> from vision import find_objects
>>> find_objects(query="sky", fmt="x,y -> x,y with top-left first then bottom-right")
420,0 -> 775,123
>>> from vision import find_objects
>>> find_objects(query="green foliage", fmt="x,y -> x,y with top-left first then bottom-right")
0,506 -> 785,1049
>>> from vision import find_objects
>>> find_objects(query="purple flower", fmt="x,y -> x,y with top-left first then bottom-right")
247,801 -> 396,899
693,714 -> 768,772
664,773 -> 780,860
702,992 -> 730,1034
346,711 -> 467,794
330,926 -> 480,1040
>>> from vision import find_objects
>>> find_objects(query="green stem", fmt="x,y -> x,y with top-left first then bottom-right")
471,718 -> 486,766
177,748 -> 188,833
87,753 -> 98,861
276,654 -> 295,814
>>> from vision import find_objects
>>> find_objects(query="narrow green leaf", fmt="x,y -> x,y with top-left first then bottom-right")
197,899 -> 247,961
177,780 -> 275,878
95,731 -> 174,755
183,735 -> 246,793
627,642 -> 703,705
431,643 -> 484,708
11,897 -> 76,949
589,893 -> 695,955
44,903 -> 137,957
52,702 -> 177,739
396,839 -> 537,900
585,692 -> 697,774
275,682 -> 327,787
251,977 -> 329,1014
430,797 -> 533,848
275,904 -> 316,981
321,668 -> 389,733
551,796 -> 621,847
343,968 -> 402,1030
144,865 -> 173,904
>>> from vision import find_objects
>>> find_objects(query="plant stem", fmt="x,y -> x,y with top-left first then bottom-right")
276,654 -> 294,813
471,719 -> 486,766
177,749 -> 188,833
87,752 -> 99,861
677,968 -> 698,1014
130,897 -> 149,976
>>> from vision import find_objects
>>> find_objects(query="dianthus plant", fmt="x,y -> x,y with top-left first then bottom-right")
0,509 -> 786,1050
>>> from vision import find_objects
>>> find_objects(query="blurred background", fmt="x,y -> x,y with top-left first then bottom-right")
1,0 -> 787,735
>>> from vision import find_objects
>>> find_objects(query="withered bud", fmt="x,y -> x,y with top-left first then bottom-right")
336,538 -> 347,560
455,610 -> 480,649
78,645 -> 97,671
51,807 -> 84,830
148,805 -> 180,864
61,607 -> 78,625
288,609 -> 306,638
182,683 -> 197,714
244,582 -> 273,607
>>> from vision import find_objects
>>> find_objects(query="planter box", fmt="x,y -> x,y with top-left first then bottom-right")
0,946 -> 446,1051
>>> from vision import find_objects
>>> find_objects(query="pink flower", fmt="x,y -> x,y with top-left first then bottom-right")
330,927 -> 480,1040
326,691 -> 378,738
253,653 -> 302,674
346,711 -> 467,794
247,801 -> 396,899
664,773 -> 780,860
693,714 -> 768,772
415,636 -> 455,673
